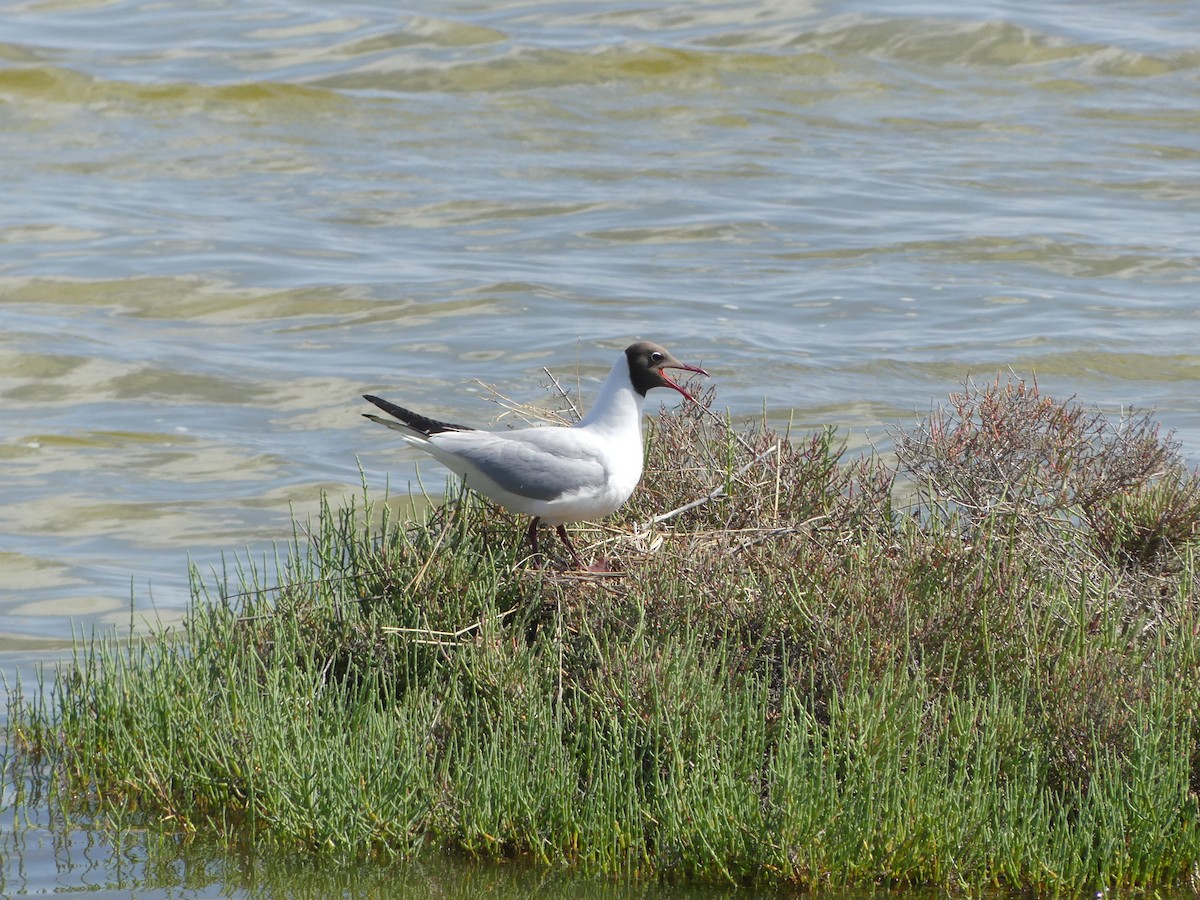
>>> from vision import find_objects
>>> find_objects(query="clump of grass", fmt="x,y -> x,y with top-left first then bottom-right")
6,374 -> 1200,891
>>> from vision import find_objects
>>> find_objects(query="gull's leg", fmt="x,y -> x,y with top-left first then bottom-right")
527,517 -> 541,558
555,524 -> 586,570
557,525 -> 614,573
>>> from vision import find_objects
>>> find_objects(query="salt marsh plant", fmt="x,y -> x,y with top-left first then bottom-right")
6,375 -> 1200,892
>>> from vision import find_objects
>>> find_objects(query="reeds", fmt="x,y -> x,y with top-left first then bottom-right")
6,375 -> 1200,891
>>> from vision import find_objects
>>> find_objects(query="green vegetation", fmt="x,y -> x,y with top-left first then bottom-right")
6,376 -> 1200,892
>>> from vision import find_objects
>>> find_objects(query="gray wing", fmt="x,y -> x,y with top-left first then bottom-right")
429,430 -> 607,502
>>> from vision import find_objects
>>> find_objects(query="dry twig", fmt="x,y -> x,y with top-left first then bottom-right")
381,604 -> 519,646
638,442 -> 781,530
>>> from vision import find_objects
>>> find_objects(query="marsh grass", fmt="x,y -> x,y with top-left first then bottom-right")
6,375 -> 1200,891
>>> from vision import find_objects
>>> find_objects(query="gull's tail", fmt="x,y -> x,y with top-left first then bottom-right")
362,394 -> 474,439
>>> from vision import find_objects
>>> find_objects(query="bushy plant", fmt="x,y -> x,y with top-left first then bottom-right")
7,374 -> 1200,892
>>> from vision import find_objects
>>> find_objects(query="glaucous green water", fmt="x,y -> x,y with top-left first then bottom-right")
2,0 -> 1198,891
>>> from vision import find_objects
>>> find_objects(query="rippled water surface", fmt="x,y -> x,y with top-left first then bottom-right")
3,0 -> 1199,627
2,0 -> 1200,884
4,0 -> 1199,641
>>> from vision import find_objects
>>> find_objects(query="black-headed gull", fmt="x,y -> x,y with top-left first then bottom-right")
362,341 -> 708,569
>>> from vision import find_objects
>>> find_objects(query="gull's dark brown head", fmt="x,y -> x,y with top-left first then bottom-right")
624,341 -> 709,401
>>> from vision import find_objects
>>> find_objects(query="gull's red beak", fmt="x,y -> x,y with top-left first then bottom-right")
658,361 -> 709,403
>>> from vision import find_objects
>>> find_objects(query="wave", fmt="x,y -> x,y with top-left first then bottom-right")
2,15 -> 1195,105
0,64 -> 345,108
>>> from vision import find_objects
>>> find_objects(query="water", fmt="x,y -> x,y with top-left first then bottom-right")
0,803 -> 745,898
2,0 -> 1199,891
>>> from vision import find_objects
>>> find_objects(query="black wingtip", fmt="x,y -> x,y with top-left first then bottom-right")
360,393 -> 474,436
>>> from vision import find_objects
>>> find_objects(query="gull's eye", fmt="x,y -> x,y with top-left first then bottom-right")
650,351 -> 663,363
